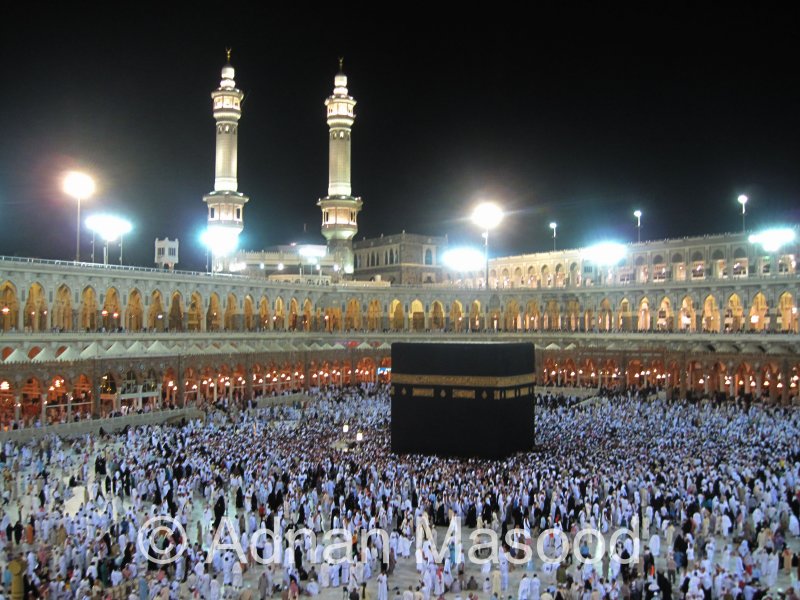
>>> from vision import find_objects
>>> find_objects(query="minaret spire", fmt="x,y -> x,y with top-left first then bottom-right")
202,52 -> 249,272
317,59 -> 362,276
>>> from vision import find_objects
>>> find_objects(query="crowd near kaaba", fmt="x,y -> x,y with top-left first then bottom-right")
0,383 -> 798,600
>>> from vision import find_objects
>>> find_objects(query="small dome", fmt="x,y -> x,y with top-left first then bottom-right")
221,64 -> 235,80
334,73 -> 348,88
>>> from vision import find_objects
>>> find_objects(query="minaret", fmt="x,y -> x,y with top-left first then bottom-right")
318,58 -> 362,275
203,49 -> 248,272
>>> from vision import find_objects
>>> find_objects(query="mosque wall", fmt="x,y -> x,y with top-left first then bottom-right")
0,251 -> 797,429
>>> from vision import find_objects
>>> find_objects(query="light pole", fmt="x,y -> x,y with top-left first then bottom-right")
737,195 -> 748,233
634,210 -> 642,243
549,222 -> 557,251
86,215 -> 132,265
63,172 -> 95,262
471,202 -> 503,289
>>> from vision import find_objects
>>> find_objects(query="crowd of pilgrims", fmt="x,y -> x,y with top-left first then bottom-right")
0,383 -> 799,600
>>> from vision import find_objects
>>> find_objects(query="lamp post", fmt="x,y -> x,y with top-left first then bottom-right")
470,202 -> 503,289
634,210 -> 642,243
86,214 -> 132,265
737,195 -> 748,233
63,172 -> 95,262
549,222 -> 557,251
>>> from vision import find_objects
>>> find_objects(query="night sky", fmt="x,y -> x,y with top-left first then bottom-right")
2,9 -> 798,271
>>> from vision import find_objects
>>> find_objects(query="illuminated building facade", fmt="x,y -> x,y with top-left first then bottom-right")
0,225 -> 797,431
353,233 -> 449,284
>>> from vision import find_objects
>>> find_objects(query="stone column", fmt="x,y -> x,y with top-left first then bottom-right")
177,378 -> 186,409
245,366 -> 254,403
781,361 -> 790,405
679,366 -> 687,399
92,375 -> 101,418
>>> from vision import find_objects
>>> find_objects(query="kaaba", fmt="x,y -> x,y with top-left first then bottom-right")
391,342 -> 535,459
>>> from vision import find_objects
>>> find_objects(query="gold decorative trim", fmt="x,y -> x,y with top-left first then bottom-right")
412,387 -> 434,397
392,372 -> 536,388
452,389 -> 476,399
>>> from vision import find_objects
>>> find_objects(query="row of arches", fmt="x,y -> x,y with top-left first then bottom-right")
1,281 -> 797,334
0,356 -> 391,429
540,357 -> 800,403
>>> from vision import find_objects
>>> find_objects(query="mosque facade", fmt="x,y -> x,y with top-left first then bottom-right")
0,56 -> 797,430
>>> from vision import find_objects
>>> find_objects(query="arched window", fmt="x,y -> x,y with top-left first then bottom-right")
424,249 -> 433,265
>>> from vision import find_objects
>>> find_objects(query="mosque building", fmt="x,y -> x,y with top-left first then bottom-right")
0,53 -> 797,430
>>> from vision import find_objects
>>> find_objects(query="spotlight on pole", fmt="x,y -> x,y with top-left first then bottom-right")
471,202 -> 503,288
737,195 -> 748,233
63,171 -> 96,262
86,214 -> 132,265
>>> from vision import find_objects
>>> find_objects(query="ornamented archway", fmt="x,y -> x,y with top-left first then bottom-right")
224,293 -> 240,331
657,297 -> 673,331
80,286 -> 98,331
618,298 -> 633,332
23,283 -> 47,332
726,294 -> 743,332
148,290 -> 166,331
302,298 -> 314,332
637,297 -> 651,331
101,287 -> 122,331
748,292 -> 768,332
188,292 -> 204,332
126,289 -> 144,332
244,295 -> 255,331
169,292 -> 184,331
470,300 -> 482,330
259,296 -> 270,330
526,301 -> 540,331
288,298 -> 299,331
0,281 -> 19,332
778,292 -> 797,332
679,296 -> 696,332
367,299 -> 381,331
565,298 -> 580,332
410,299 -> 424,332
345,298 -> 362,330
52,284 -> 72,331
450,301 -> 463,332
390,299 -> 404,330
703,295 -> 720,333
504,300 -> 520,331
207,293 -> 222,331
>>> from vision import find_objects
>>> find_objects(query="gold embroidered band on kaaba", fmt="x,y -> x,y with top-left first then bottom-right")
391,372 -> 536,388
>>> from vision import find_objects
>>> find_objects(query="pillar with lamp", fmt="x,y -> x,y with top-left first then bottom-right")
62,171 -> 96,262
85,214 -> 132,265
470,202 -> 503,289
